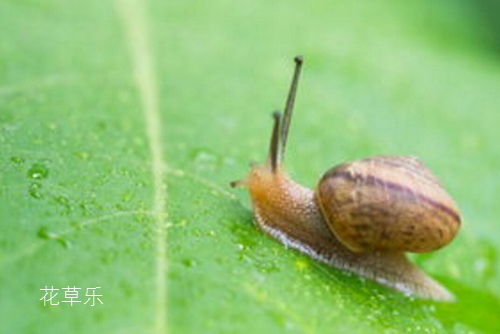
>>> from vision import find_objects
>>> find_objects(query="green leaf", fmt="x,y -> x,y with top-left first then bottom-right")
1,0 -> 499,333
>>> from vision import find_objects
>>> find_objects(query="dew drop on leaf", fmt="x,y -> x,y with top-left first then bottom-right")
37,226 -> 72,249
74,151 -> 91,160
29,182 -> 43,199
53,195 -> 71,214
474,241 -> 497,281
37,226 -> 57,240
295,259 -> 309,271
27,163 -> 49,180
120,190 -> 135,203
190,148 -> 220,173
182,258 -> 198,268
57,238 -> 72,249
10,156 -> 25,165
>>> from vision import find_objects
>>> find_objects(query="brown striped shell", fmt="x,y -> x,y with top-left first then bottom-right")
315,156 -> 461,253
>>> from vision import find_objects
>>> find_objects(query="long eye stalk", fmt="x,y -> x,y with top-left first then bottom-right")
267,56 -> 304,172
269,111 -> 282,172
279,56 -> 303,162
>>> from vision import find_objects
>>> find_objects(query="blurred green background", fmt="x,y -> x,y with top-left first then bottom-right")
1,0 -> 499,333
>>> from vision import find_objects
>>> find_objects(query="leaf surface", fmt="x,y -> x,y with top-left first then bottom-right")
1,1 -> 499,333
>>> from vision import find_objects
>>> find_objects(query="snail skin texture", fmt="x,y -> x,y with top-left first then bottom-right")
231,56 -> 461,301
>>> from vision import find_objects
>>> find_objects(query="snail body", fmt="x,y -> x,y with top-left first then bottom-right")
231,56 -> 460,301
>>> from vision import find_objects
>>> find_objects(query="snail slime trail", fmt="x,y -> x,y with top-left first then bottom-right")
231,56 -> 461,301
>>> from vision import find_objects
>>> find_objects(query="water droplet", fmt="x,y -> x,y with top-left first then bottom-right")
135,212 -> 153,226
57,238 -> 72,249
74,151 -> 91,160
182,258 -> 198,268
190,148 -> 220,173
37,226 -> 71,249
10,156 -> 25,165
29,182 -> 43,199
69,220 -> 83,231
190,228 -> 204,238
175,220 -> 188,228
119,168 -> 131,177
78,199 -> 97,217
222,156 -> 236,167
474,240 -> 497,281
295,259 -> 309,271
257,262 -> 280,274
120,190 -> 135,203
38,226 -> 58,240
229,223 -> 257,247
53,195 -> 71,214
27,163 -> 49,180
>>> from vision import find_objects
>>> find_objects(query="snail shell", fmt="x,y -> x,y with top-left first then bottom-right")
316,156 -> 461,253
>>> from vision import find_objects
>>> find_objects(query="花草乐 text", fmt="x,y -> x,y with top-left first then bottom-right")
39,286 -> 103,306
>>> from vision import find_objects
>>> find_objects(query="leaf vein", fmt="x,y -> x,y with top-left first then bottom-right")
116,1 -> 168,333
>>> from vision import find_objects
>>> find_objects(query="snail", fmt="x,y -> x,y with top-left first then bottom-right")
231,56 -> 461,301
